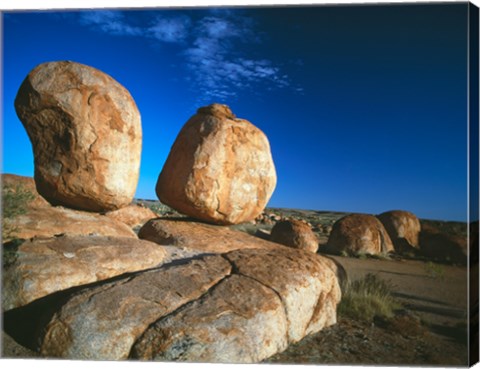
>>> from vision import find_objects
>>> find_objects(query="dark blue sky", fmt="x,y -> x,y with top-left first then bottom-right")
1,3 -> 470,221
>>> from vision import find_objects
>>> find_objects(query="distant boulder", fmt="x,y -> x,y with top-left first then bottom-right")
156,103 -> 276,225
14,61 -> 142,212
270,219 -> 319,253
325,214 -> 394,256
377,210 -> 421,252
420,223 -> 467,265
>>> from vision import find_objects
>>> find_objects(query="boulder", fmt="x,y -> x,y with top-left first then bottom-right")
39,255 -> 231,360
2,235 -> 169,310
419,223 -> 467,264
104,204 -> 158,229
325,214 -> 394,255
3,205 -> 137,240
377,210 -> 421,252
270,219 -> 319,253
156,104 -> 276,225
138,217 -> 282,253
14,61 -> 142,212
37,247 -> 340,362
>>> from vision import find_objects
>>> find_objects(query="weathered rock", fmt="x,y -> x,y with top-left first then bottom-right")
1,173 -> 49,208
2,236 -> 168,310
224,248 -> 341,343
104,204 -> 158,229
37,247 -> 340,362
378,210 -> 421,252
138,217 -> 283,253
39,255 -> 231,360
156,104 -> 276,225
14,61 -> 142,212
131,274 -> 288,363
3,205 -> 137,240
325,214 -> 394,255
270,219 -> 319,253
420,224 -> 467,264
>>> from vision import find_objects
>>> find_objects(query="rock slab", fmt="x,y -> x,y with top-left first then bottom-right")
2,235 -> 168,310
325,214 -> 394,255
14,61 -> 142,212
156,104 -> 276,225
38,247 -> 341,362
138,217 -> 283,253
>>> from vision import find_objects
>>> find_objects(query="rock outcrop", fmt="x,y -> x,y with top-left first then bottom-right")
14,61 -> 142,212
325,214 -> 394,255
138,217 -> 282,253
419,224 -> 467,264
2,236 -> 169,310
37,247 -> 340,362
104,204 -> 158,229
4,205 -> 137,240
2,173 -> 137,240
377,210 -> 421,252
156,104 -> 276,225
270,219 -> 319,253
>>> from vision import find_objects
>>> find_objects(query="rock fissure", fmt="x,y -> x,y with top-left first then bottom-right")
128,264 -> 234,359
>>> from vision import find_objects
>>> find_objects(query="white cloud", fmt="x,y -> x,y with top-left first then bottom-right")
75,9 -> 298,102
79,11 -> 142,36
148,15 -> 190,42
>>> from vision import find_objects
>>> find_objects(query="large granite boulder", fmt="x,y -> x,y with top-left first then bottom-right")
36,247 -> 340,362
325,214 -> 394,256
377,210 -> 421,252
2,236 -> 169,310
270,219 -> 319,253
156,104 -> 276,225
14,61 -> 142,212
138,217 -> 282,253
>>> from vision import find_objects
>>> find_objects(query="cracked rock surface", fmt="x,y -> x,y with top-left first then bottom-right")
14,61 -> 142,212
155,103 -> 276,225
138,217 -> 282,253
2,235 -> 169,310
33,247 -> 340,362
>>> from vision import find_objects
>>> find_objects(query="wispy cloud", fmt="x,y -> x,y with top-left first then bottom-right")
75,10 -> 299,103
148,15 -> 191,43
79,11 -> 142,36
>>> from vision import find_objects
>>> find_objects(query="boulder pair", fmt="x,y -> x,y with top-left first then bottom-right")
15,61 -> 277,224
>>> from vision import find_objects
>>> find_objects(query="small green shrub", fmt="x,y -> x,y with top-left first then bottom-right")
2,183 -> 35,240
338,273 -> 400,322
147,202 -> 175,216
424,261 -> 445,279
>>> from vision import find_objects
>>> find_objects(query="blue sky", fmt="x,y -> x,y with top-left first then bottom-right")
1,3 -> 471,221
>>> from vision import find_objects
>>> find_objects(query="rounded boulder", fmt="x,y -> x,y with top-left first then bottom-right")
14,61 -> 142,212
325,214 -> 394,256
270,219 -> 319,253
377,210 -> 421,252
156,104 -> 276,225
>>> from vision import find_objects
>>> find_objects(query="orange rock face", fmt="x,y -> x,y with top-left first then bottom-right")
325,214 -> 394,255
156,104 -> 276,225
14,61 -> 142,212
270,219 -> 319,253
377,210 -> 421,251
